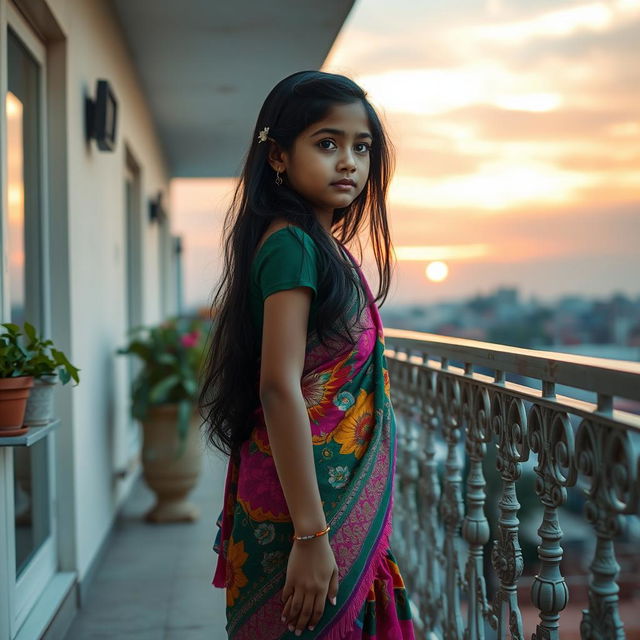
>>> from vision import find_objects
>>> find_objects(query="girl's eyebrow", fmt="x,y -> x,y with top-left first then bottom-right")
309,127 -> 373,140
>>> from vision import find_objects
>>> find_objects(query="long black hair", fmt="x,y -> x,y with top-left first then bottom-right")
198,70 -> 395,458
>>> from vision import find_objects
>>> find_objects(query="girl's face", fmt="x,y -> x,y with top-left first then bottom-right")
277,101 -> 372,219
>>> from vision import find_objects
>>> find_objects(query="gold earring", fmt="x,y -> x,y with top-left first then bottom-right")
275,170 -> 283,186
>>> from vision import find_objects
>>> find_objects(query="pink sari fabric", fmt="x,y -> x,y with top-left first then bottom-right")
345,549 -> 415,639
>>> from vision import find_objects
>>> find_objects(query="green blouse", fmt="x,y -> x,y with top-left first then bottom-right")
249,225 -> 320,335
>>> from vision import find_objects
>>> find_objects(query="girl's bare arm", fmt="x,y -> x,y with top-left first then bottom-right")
258,285 -> 325,533
259,286 -> 339,634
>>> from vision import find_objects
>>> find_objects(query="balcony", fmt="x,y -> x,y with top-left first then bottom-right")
60,327 -> 639,639
384,327 -> 640,639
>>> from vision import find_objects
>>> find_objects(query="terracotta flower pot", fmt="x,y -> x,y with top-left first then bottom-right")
140,403 -> 203,523
24,373 -> 58,426
0,376 -> 34,437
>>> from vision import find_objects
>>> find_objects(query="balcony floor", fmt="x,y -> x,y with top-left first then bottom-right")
64,450 -> 227,639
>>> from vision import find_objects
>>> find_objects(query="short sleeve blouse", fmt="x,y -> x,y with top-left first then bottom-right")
249,225 -> 320,334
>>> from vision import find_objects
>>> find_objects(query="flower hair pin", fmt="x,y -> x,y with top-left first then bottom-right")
257,126 -> 273,144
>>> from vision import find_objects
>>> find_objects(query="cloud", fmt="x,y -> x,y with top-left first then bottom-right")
463,1 -> 640,43
508,17 -> 640,67
555,152 -> 640,172
398,148 -> 485,178
438,104 -> 632,140
387,200 -> 640,259
325,29 -> 464,75
389,161 -> 595,211
394,244 -> 490,261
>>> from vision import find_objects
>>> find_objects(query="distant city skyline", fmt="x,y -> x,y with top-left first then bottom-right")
172,0 -> 640,310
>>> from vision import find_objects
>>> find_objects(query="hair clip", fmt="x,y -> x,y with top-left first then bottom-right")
257,126 -> 270,143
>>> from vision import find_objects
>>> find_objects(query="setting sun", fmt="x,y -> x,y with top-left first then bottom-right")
426,261 -> 449,283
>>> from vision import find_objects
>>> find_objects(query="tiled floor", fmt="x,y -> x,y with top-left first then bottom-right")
64,449 -> 228,640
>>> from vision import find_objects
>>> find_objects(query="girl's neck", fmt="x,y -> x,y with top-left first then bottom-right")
314,209 -> 334,235
315,213 -> 342,252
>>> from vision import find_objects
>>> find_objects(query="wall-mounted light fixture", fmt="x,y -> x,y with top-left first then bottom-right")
149,191 -> 167,224
85,79 -> 118,151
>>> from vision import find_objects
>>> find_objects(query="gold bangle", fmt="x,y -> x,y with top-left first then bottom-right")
292,524 -> 331,541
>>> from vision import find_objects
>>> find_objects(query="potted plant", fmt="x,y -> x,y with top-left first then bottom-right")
21,321 -> 80,426
117,315 -> 207,523
0,323 -> 34,437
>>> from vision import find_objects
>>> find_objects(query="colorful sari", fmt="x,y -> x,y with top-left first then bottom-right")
212,240 -> 415,639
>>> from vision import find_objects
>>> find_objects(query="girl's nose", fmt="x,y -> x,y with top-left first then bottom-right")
337,149 -> 357,172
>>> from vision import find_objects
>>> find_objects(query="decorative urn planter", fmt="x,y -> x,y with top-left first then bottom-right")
0,376 -> 34,437
140,403 -> 203,523
23,373 -> 58,426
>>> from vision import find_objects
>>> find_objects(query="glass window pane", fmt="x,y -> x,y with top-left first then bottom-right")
7,27 -> 51,578
14,440 -> 51,576
6,90 -> 26,325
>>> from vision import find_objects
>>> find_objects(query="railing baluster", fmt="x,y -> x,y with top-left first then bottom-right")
576,418 -> 638,639
490,395 -> 529,639
393,407 -> 408,571
461,381 -> 492,639
404,413 -> 421,589
390,352 -> 410,588
418,364 -> 442,636
438,367 -> 464,639
528,402 -> 576,640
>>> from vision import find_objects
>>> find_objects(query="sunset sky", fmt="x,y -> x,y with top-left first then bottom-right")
171,0 -> 640,309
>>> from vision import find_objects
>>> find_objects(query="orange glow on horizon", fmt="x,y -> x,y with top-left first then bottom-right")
394,244 -> 489,261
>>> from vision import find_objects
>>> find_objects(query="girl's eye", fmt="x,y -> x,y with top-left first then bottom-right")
317,140 -> 371,153
318,139 -> 337,150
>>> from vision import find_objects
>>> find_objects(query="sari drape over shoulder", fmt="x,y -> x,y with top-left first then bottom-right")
212,226 -> 414,639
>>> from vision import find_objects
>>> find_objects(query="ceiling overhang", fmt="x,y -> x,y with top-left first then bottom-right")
110,1 -> 355,178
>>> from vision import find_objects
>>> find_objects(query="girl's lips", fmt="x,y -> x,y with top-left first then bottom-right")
331,183 -> 355,190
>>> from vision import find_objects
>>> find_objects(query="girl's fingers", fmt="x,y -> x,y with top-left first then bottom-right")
308,591 -> 325,630
282,583 -> 293,604
293,591 -> 316,634
327,567 -> 339,605
288,591 -> 304,631
281,594 -> 292,623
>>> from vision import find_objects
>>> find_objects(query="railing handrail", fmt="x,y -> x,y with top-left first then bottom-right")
384,327 -> 640,402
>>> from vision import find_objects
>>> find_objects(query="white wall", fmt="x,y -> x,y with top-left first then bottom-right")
47,0 -> 172,581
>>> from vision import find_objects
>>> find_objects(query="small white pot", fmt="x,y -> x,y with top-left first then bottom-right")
23,373 -> 58,426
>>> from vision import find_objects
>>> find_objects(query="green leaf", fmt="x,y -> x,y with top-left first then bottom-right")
119,341 -> 152,361
131,378 -> 150,419
23,322 -> 37,342
182,378 -> 198,397
51,349 -> 81,385
149,374 -> 180,403
156,353 -> 178,366
1,323 -> 21,335
174,400 -> 193,459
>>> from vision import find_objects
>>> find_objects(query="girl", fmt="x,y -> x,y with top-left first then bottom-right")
199,70 -> 415,639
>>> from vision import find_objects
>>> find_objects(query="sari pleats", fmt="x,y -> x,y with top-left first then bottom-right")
346,549 -> 415,640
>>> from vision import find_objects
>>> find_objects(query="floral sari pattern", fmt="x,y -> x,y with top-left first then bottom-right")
212,243 -> 414,639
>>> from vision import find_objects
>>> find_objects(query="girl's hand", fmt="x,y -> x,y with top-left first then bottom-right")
281,535 -> 339,635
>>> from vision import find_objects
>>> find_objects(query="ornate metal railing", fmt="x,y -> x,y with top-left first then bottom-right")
384,328 -> 640,640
